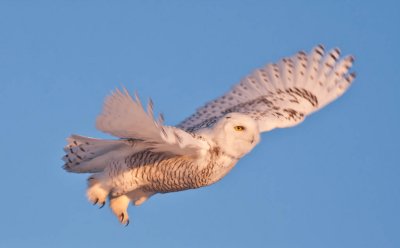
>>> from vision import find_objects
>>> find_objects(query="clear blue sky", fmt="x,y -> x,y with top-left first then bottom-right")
0,1 -> 399,247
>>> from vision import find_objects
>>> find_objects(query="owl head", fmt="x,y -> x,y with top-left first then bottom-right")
210,112 -> 260,159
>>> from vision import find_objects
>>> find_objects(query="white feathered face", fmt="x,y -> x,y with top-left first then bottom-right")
212,112 -> 260,158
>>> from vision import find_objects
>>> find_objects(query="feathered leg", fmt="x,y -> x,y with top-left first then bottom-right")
109,189 -> 155,225
110,194 -> 131,226
86,174 -> 110,208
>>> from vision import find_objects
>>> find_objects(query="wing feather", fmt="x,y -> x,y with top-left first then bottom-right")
178,45 -> 355,132
96,88 -> 209,157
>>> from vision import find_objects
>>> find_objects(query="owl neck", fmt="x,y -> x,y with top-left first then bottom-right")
202,146 -> 240,185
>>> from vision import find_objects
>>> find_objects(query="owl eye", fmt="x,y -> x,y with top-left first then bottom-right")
234,125 -> 246,131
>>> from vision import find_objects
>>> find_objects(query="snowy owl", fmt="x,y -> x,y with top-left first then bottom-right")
63,45 -> 355,225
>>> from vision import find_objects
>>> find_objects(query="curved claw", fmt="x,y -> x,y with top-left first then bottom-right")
99,202 -> 105,209
119,213 -> 129,226
93,199 -> 98,205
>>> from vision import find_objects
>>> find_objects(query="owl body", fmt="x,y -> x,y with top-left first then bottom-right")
63,45 -> 356,225
103,146 -> 237,195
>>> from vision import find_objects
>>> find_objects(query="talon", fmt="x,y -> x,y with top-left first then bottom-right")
125,219 -> 130,227
120,213 -> 125,222
93,199 -> 98,205
99,202 -> 105,209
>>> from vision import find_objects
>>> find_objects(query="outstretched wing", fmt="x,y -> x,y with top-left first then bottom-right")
177,45 -> 355,132
96,88 -> 209,157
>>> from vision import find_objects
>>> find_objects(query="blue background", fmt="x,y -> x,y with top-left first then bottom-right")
0,1 -> 399,247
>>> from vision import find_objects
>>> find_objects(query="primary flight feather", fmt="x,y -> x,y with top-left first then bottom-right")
63,45 -> 355,225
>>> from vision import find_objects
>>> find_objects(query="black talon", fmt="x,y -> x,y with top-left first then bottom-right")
120,213 -> 125,222
99,202 -> 105,209
125,219 -> 130,227
93,199 -> 98,205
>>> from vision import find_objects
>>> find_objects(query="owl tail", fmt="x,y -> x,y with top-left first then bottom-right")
62,135 -> 126,173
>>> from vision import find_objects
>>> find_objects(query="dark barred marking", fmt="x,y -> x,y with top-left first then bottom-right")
286,87 -> 318,107
173,132 -> 183,143
315,49 -> 324,56
330,52 -> 338,60
283,108 -> 304,121
114,147 -> 231,194
222,97 -> 273,115
180,87 -> 318,132
325,62 -> 334,69
183,116 -> 220,132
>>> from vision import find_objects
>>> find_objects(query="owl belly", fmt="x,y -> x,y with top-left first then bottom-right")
142,157 -> 234,193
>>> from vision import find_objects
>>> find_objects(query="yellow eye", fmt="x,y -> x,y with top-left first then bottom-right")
234,126 -> 245,131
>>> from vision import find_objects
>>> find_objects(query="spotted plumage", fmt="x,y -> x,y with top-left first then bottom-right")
63,45 -> 356,225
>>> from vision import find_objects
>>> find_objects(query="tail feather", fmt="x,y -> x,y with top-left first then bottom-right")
62,135 -> 126,173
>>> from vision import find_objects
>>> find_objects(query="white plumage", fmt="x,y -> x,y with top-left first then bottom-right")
63,45 -> 355,225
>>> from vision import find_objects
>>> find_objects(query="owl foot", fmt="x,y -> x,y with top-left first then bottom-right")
110,194 -> 130,226
87,180 -> 109,208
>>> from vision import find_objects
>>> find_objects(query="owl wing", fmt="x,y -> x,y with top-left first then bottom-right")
96,88 -> 209,157
177,45 -> 355,133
